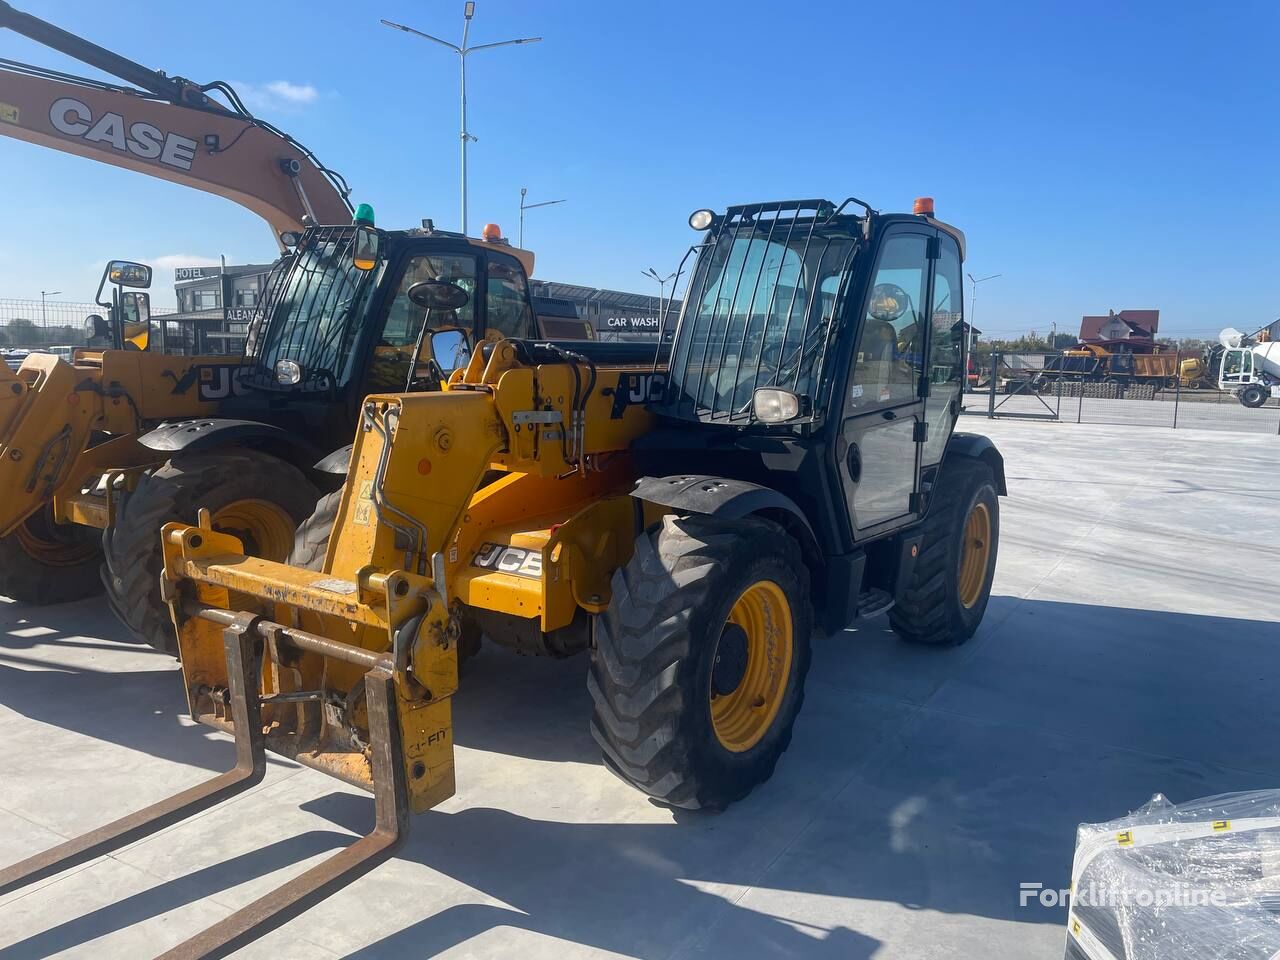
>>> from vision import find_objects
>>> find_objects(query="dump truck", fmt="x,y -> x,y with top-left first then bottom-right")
0,3 -> 554,654
1,196 -> 1006,957
1033,342 -> 1195,390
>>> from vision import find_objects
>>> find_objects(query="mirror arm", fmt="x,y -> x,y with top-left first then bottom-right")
404,309 -> 435,393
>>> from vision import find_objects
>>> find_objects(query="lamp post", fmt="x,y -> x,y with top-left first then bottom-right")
642,267 -> 676,333
519,187 -> 566,248
382,4 -> 542,236
967,272 -> 1001,340
41,290 -> 61,328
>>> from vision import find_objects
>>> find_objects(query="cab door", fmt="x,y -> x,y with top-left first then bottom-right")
837,226 -> 936,537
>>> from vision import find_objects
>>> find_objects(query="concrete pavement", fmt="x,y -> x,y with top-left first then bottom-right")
1,417 -> 1277,959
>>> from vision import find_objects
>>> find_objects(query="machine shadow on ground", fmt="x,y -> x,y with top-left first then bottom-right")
2,593 -> 1275,958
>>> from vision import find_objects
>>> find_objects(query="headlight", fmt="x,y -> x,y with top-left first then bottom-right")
275,359 -> 303,385
753,387 -> 801,422
688,208 -> 714,231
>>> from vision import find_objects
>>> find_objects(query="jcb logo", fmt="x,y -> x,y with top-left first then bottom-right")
197,366 -> 251,401
165,365 -> 250,401
609,372 -> 667,418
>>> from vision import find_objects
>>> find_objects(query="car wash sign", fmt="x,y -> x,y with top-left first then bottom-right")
600,314 -> 662,333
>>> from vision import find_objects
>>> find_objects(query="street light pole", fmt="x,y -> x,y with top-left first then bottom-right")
519,187 -> 567,248
642,267 -> 676,333
966,272 -> 1001,333
41,290 -> 60,328
382,4 -> 542,236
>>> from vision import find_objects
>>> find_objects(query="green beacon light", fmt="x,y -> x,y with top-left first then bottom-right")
353,203 -> 376,226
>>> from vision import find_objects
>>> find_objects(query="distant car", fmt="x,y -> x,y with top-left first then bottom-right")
2,349 -> 30,371
46,345 -> 76,362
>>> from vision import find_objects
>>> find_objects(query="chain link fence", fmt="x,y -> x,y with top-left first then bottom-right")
963,349 -> 1280,435
1,298 -> 179,367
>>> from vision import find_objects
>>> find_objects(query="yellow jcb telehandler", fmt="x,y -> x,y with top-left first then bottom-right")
2,197 -> 1006,958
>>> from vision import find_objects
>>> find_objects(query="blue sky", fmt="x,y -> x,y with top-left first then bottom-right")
1,0 -> 1277,339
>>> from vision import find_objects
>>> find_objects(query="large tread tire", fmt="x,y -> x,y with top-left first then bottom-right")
287,489 -> 483,661
0,509 -> 102,604
589,515 -> 812,811
1239,384 -> 1267,408
102,450 -> 318,656
889,458 -> 999,647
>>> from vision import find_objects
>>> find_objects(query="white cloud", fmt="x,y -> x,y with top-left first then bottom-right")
264,81 -> 318,104
230,80 -> 320,112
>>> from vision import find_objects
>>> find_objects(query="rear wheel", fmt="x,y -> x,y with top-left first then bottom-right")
589,515 -> 812,810
890,458 -> 999,647
0,506 -> 102,604
103,450 -> 318,655
1239,384 -> 1267,408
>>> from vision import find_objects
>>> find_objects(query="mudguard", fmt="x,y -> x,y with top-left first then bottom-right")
631,474 -> 819,545
138,418 -> 321,463
314,443 -> 353,475
945,432 -> 1007,494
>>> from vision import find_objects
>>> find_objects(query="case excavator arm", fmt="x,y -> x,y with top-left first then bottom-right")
0,0 -> 351,240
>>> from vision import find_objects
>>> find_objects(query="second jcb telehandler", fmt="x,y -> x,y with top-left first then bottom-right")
2,197 -> 1006,958
0,2 -> 552,653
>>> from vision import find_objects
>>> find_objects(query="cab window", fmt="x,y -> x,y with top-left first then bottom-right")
848,234 -> 930,410
367,253 -> 477,392
486,255 -> 533,340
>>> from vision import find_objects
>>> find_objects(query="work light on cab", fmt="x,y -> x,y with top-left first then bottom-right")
482,223 -> 503,241
913,196 -> 934,216
689,208 -> 714,230
753,387 -> 802,422
274,359 -> 302,385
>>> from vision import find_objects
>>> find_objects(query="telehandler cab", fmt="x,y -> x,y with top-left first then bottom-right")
1,197 -> 1006,958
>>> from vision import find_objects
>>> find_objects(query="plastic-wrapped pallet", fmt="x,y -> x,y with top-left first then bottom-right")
1065,791 -> 1280,960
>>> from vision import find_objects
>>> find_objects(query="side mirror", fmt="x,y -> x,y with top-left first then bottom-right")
408,280 -> 470,311
867,283 -> 909,323
353,225 -> 380,271
429,328 -> 471,375
107,260 -> 152,289
83,314 -> 110,340
120,291 -> 151,351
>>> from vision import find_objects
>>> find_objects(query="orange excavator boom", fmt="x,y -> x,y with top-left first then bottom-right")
0,0 -> 352,241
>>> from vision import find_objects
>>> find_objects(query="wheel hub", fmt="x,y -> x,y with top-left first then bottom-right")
711,623 -> 749,696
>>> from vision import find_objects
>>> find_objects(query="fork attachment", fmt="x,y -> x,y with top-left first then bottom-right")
0,610 -> 413,960
0,614 -> 267,898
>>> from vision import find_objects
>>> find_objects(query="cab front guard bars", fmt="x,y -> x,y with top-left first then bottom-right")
0,608 -> 410,960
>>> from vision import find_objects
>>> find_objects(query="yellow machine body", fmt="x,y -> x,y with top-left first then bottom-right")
0,350 -> 245,536
163,341 -> 664,812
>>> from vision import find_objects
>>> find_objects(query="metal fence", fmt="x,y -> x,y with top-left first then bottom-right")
963,349 -> 1280,436
0,298 -> 176,348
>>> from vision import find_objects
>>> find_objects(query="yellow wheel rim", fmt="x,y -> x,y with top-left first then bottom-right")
13,509 -> 98,567
958,501 -> 992,609
710,579 -> 794,753
211,499 -> 296,560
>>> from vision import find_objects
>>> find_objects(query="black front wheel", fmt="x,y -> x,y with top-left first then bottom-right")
0,506 -> 102,604
890,458 -> 999,647
1239,384 -> 1267,409
589,515 -> 812,811
102,450 -> 318,655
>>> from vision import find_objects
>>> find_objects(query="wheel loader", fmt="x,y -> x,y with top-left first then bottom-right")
0,3 -> 549,653
1,196 -> 1006,958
